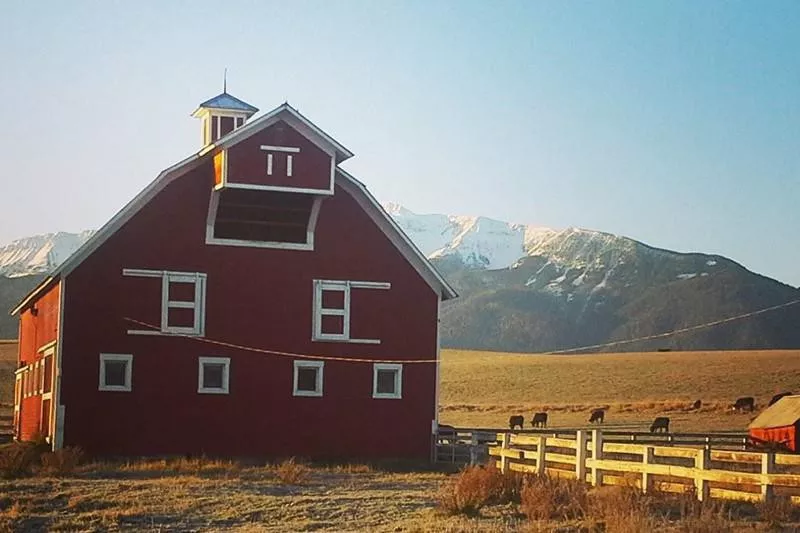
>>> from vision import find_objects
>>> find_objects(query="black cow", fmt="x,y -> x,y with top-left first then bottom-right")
509,415 -> 524,430
650,417 -> 670,433
589,409 -> 605,424
769,392 -> 793,407
691,400 -> 702,410
731,397 -> 755,413
531,412 -> 548,428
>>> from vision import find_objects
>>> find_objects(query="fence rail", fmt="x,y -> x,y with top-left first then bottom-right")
487,430 -> 800,503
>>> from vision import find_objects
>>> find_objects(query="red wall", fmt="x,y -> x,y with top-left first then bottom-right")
17,282 -> 60,441
59,142 -> 440,459
226,120 -> 332,192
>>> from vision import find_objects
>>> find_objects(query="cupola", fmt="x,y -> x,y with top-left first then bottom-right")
192,90 -> 258,146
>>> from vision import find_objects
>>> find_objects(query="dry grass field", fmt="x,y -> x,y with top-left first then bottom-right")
3,343 -> 800,530
439,349 -> 800,432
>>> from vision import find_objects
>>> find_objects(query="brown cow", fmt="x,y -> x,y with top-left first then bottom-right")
588,409 -> 605,424
650,417 -> 670,433
531,412 -> 548,428
731,397 -> 755,413
691,400 -> 702,410
769,392 -> 793,407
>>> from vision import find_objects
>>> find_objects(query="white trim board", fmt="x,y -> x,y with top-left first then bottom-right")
198,356 -> 230,394
293,360 -> 324,397
336,170 -> 457,301
98,353 -> 133,392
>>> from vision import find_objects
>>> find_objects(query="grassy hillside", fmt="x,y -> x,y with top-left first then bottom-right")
0,341 -> 17,406
439,349 -> 800,432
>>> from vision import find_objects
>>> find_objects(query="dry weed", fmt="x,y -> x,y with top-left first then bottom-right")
519,474 -> 588,521
757,494 -> 797,528
274,457 -> 310,485
0,443 -> 43,479
40,446 -> 83,476
436,465 -> 505,516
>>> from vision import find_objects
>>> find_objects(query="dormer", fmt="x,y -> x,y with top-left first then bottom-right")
192,92 -> 258,146
205,103 -> 354,251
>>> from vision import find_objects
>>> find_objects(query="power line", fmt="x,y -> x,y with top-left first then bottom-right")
123,297 -> 800,363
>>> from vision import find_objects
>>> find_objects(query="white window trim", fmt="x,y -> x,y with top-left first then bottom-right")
99,353 -> 133,392
198,356 -> 230,394
123,269 -> 207,337
205,191 -> 323,251
312,280 -> 390,344
373,363 -> 403,399
293,360 -> 324,397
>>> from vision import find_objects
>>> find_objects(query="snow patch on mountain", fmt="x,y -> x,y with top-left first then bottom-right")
0,232 -> 94,277
384,204 -> 556,270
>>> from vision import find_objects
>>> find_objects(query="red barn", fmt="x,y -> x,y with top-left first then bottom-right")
11,91 -> 456,460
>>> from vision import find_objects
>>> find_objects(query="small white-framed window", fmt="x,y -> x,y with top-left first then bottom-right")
373,363 -> 402,399
198,356 -> 230,394
293,360 -> 324,397
123,269 -> 207,336
312,280 -> 390,344
99,354 -> 133,392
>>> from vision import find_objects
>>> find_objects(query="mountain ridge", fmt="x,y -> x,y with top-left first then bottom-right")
0,206 -> 798,352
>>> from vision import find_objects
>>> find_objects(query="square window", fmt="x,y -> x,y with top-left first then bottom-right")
373,363 -> 402,399
293,361 -> 324,397
99,354 -> 133,392
198,357 -> 230,394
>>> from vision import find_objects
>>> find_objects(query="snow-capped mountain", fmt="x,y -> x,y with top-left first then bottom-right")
383,202 -> 556,270
1,206 -> 798,352
0,232 -> 94,278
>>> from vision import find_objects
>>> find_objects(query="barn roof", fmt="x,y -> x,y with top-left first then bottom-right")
11,102 -> 455,314
749,395 -> 800,429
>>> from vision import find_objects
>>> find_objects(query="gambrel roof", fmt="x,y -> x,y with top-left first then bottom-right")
12,103 -> 456,315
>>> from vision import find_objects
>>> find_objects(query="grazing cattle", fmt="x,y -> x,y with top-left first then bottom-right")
731,397 -> 755,413
650,417 -> 670,433
691,400 -> 702,410
509,415 -> 524,430
769,392 -> 793,407
589,409 -> 605,424
531,412 -> 548,428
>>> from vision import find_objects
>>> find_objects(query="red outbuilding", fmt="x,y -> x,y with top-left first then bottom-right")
11,91 -> 456,460
749,395 -> 800,452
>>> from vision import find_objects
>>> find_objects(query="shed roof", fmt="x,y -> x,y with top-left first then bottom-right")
749,395 -> 800,429
194,92 -> 259,114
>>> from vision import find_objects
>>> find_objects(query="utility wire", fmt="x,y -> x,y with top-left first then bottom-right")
123,298 -> 800,364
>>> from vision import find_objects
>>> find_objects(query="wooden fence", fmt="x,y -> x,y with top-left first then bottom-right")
488,430 -> 800,503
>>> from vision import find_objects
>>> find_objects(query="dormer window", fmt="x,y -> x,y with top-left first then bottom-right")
206,189 -> 322,250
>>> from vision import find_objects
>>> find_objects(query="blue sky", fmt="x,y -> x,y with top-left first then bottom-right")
1,1 -> 798,286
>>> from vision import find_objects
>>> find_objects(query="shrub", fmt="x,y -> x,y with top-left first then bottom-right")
0,443 -> 42,479
40,446 -> 84,476
520,474 -> 588,521
587,485 -> 654,532
436,465 -> 504,516
275,457 -> 310,485
757,494 -> 797,528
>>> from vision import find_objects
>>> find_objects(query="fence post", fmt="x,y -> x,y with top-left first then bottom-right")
536,435 -> 547,475
761,452 -> 775,503
575,430 -> 587,483
500,433 -> 510,473
694,447 -> 710,501
642,446 -> 654,493
591,429 -> 604,487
